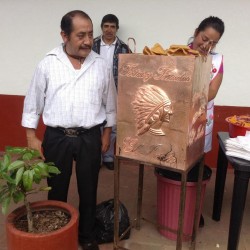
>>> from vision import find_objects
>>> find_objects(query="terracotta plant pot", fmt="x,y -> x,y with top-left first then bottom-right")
6,200 -> 79,250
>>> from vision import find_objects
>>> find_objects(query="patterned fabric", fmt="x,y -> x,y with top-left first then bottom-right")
92,36 -> 131,88
22,44 -> 117,129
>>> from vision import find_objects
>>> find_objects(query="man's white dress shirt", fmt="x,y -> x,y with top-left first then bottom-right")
22,44 -> 116,129
100,37 -> 116,71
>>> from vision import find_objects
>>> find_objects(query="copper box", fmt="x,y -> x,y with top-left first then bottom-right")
116,54 -> 212,171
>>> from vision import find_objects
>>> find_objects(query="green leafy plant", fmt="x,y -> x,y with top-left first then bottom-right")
0,146 -> 60,232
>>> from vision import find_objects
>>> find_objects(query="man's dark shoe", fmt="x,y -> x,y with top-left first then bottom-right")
103,161 -> 114,170
80,241 -> 99,250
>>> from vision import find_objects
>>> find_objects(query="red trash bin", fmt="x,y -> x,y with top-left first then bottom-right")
155,166 -> 211,241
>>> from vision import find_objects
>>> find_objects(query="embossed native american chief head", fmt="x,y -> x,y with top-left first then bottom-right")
132,85 -> 173,136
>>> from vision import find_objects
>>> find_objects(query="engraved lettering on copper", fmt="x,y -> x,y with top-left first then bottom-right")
132,85 -> 173,136
155,146 -> 177,167
119,63 -> 153,82
119,60 -> 193,83
123,137 -> 161,155
122,136 -> 177,166
123,137 -> 139,152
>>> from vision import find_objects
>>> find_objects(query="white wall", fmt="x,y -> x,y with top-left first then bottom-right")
0,0 -> 249,107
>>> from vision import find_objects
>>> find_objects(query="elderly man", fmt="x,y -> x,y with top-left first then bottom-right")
21,10 -> 116,250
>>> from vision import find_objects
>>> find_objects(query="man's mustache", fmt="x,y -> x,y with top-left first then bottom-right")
80,46 -> 91,49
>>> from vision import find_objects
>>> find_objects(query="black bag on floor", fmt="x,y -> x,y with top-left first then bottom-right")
95,199 -> 130,244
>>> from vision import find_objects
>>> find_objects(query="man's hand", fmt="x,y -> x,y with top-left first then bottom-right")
101,127 -> 112,153
26,128 -> 44,160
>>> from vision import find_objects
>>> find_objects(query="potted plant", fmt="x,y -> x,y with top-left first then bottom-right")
0,146 -> 79,250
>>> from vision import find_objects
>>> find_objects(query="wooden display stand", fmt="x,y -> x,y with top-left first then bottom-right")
113,155 -> 205,250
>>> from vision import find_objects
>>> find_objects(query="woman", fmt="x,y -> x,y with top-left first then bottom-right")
189,16 -> 225,153
189,16 -> 225,227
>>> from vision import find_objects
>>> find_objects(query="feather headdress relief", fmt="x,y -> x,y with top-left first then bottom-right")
132,85 -> 173,136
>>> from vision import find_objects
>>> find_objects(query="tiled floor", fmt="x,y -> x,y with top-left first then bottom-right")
1,161 -> 250,250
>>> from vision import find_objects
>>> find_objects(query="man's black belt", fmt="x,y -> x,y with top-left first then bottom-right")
48,121 -> 107,137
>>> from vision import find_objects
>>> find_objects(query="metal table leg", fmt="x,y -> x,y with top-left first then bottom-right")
212,145 -> 229,221
228,170 -> 250,250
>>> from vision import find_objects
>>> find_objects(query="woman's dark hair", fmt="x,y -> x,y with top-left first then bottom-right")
61,10 -> 92,36
196,16 -> 225,38
101,14 -> 119,29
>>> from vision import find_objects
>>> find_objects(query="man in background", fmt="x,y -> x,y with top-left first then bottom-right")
92,14 -> 130,170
